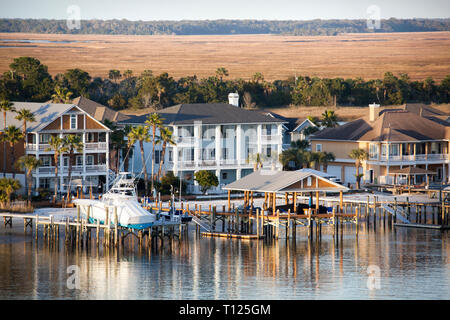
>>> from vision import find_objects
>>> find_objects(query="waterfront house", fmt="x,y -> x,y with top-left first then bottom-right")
309,104 -> 450,186
120,94 -> 287,194
0,102 -> 111,195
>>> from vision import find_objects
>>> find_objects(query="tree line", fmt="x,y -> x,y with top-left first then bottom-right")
1,18 -> 449,35
1,57 -> 449,110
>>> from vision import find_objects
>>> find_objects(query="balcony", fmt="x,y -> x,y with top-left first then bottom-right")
26,142 -> 107,152
26,144 -> 51,152
377,154 -> 448,162
34,165 -> 107,175
260,134 -> 281,144
85,142 -> 107,150
176,136 -> 195,146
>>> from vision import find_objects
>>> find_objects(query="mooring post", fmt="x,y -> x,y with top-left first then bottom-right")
235,208 -> 239,234
256,208 -> 260,238
114,206 -> 118,247
286,209 -> 291,240
276,209 -> 280,239
355,207 -> 359,236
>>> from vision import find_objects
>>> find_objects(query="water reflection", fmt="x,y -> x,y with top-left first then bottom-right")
0,224 -> 448,299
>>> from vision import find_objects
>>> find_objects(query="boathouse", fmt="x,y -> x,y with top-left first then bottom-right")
223,169 -> 349,213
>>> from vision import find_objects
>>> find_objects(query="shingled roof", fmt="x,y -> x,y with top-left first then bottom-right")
72,96 -> 131,123
311,110 -> 449,142
119,103 -> 286,126
2,102 -> 109,133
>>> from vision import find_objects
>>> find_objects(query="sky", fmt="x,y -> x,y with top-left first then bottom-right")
0,0 -> 449,20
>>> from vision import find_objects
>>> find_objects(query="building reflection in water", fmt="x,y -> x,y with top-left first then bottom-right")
0,223 -> 448,299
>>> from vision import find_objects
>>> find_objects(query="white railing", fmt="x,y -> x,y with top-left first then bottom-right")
261,135 -> 281,144
26,144 -> 51,151
35,165 -> 107,174
85,142 -> 107,150
27,142 -> 107,151
176,136 -> 195,145
379,154 -> 448,162
198,159 -> 217,166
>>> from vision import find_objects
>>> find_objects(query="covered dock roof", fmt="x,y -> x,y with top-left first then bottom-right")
223,169 -> 348,193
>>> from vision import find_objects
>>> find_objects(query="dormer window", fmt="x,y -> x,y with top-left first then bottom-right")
70,114 -> 77,129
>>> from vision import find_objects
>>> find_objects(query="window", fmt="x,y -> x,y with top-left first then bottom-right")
369,143 -> 379,159
41,156 -> 51,167
86,133 -> 94,142
307,177 -> 312,186
266,146 -> 272,158
168,150 -> 173,162
39,134 -> 50,144
316,144 -> 322,152
222,148 -> 228,160
39,178 -> 51,190
222,172 -> 228,180
76,155 -> 83,166
70,114 -> 77,129
63,157 -> 69,167
86,155 -> 94,166
155,150 -> 161,164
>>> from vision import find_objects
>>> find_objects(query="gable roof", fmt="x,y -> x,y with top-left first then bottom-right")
223,169 -> 348,193
119,103 -> 287,126
2,102 -> 109,133
72,96 -> 131,123
311,110 -> 449,142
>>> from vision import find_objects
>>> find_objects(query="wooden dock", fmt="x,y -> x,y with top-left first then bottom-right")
0,210 -> 189,251
394,223 -> 450,230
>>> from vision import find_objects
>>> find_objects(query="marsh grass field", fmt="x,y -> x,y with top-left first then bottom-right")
0,31 -> 449,82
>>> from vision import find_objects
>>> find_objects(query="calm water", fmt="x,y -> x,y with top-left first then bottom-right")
0,221 -> 448,300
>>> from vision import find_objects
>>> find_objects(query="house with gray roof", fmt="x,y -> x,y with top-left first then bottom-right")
119,95 -> 287,194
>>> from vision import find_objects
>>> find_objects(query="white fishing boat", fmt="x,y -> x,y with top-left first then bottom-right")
73,172 -> 157,229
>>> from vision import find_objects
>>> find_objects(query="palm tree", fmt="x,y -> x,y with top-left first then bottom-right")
248,152 -> 265,170
156,127 -> 176,181
45,136 -> 68,200
145,113 -> 164,194
290,140 -> 310,150
15,108 -> 35,149
63,135 -> 84,198
320,152 -> 335,172
1,126 -> 24,178
215,67 -> 229,81
349,148 -> 369,189
16,155 -> 41,203
123,69 -> 133,79
321,110 -> 338,128
0,99 -> 16,176
51,85 -> 73,103
0,177 -> 21,207
128,125 -> 151,195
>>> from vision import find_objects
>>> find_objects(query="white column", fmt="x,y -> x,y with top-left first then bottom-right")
236,124 -> 242,166
277,124 -> 283,169
215,125 -> 222,166
105,131 -> 109,188
194,121 -> 201,168
216,169 -> 221,187
35,133 -> 40,194
59,133 -> 64,193
236,168 -> 241,180
173,126 -> 179,176
257,124 -> 262,155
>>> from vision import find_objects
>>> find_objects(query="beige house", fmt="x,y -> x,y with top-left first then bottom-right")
309,104 -> 450,186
